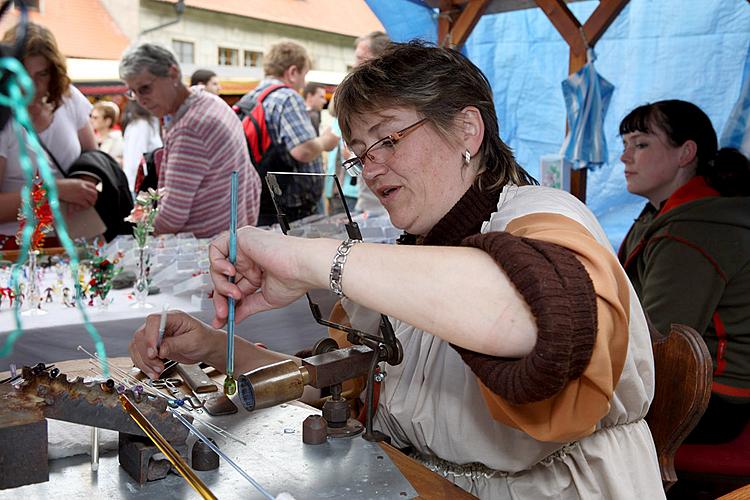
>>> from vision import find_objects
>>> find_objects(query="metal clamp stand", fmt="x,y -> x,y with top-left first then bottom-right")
267,173 -> 404,442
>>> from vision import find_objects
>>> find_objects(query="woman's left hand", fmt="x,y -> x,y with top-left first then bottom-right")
208,227 -> 320,327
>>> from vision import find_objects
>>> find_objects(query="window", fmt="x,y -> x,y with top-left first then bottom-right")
172,40 -> 194,65
218,47 -> 239,66
14,0 -> 39,10
243,50 -> 263,68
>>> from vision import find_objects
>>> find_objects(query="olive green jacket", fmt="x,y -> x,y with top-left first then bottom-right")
619,176 -> 750,401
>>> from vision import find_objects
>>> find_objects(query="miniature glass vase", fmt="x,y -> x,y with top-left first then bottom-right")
21,249 -> 47,316
95,294 -> 111,311
131,243 -> 153,309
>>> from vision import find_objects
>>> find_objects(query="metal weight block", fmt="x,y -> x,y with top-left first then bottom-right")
118,433 -> 172,484
0,418 -> 49,489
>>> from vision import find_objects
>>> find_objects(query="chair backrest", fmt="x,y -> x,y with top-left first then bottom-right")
645,323 -> 713,491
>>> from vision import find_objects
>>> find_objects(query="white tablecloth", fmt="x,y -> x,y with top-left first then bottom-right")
0,289 -> 334,369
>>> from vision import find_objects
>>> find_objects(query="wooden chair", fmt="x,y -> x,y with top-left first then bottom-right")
717,483 -> 750,500
645,323 -> 712,491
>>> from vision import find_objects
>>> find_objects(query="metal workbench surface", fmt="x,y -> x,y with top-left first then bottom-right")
1,402 -> 417,499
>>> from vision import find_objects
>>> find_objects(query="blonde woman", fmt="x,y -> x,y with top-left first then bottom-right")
90,100 -> 124,164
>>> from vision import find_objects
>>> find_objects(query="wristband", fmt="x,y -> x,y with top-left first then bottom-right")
329,239 -> 361,297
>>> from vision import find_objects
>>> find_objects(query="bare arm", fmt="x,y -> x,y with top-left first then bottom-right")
306,239 -> 538,358
0,191 -> 22,222
289,128 -> 339,163
0,157 -> 23,222
78,122 -> 98,151
210,229 -> 537,359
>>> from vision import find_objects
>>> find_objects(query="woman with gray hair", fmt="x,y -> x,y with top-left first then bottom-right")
119,43 -> 260,237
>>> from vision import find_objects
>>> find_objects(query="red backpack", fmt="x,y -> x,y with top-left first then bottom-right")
236,84 -> 287,166
233,84 -> 300,223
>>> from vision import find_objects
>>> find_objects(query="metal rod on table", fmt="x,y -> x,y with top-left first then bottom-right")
172,411 -> 274,499
77,346 -> 247,445
91,427 -> 99,471
119,394 -> 217,500
224,171 -> 238,396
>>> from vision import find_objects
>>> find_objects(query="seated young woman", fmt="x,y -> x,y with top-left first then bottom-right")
130,42 -> 665,498
618,99 -> 750,444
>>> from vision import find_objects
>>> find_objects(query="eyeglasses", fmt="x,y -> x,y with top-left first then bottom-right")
342,118 -> 427,176
125,75 -> 158,100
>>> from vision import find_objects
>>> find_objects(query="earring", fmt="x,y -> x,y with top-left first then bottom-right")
464,149 -> 471,166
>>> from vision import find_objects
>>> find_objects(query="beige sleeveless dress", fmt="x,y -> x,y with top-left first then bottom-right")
347,185 -> 664,499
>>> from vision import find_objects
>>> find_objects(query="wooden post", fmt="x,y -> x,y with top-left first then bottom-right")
432,0 -> 628,202
534,0 -> 629,202
437,0 -> 491,49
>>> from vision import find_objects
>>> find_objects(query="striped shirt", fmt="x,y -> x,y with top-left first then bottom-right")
155,90 -> 261,238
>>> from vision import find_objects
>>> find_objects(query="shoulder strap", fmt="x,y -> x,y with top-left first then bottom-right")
37,140 -> 67,177
256,84 -> 289,103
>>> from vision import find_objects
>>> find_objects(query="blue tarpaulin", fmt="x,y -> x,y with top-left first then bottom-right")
364,0 -> 750,247
721,39 -> 750,157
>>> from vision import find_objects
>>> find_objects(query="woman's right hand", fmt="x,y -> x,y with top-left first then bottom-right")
209,227 -> 324,327
56,178 -> 98,209
129,310 -> 225,379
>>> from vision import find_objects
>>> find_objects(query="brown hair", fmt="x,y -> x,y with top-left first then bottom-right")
620,100 -> 750,196
263,40 -> 310,78
2,22 -> 70,109
335,41 -> 534,190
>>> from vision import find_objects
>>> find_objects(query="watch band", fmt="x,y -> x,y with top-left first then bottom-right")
329,239 -> 361,297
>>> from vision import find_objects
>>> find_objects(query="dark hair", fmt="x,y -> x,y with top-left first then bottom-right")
334,41 -> 534,190
303,82 -> 324,99
121,99 -> 154,131
190,69 -> 216,86
619,99 -> 750,196
2,22 -> 70,109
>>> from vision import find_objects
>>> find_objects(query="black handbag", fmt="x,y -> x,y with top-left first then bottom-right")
42,146 -> 134,242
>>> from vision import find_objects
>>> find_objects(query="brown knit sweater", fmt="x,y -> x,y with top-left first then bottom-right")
398,184 -> 598,405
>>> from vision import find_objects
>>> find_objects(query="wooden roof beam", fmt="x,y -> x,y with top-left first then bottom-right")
438,0 -> 491,49
534,0 -> 629,70
533,0 -> 629,203
533,0 -> 586,56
